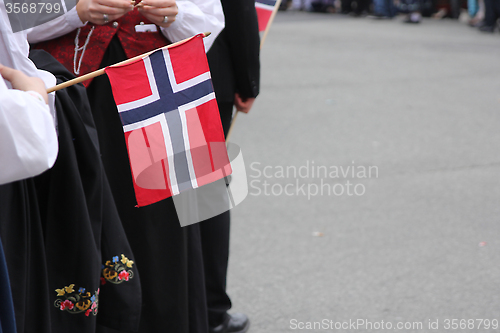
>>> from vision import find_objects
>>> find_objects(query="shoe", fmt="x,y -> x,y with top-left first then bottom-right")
431,8 -> 447,19
468,16 -> 483,27
209,313 -> 250,333
479,24 -> 495,32
403,12 -> 421,23
367,13 -> 389,19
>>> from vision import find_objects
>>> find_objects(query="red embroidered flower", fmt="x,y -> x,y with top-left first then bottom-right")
100,277 -> 106,285
118,271 -> 130,281
85,309 -> 92,317
60,300 -> 74,311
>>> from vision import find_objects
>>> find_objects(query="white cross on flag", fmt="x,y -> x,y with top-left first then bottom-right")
105,34 -> 231,207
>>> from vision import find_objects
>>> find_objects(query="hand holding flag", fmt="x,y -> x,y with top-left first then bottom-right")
225,0 -> 281,142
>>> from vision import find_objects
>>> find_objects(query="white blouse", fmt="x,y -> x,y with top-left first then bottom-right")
0,2 -> 58,184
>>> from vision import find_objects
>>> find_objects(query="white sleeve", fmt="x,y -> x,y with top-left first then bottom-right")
160,0 -> 224,52
0,78 -> 58,185
27,7 -> 86,44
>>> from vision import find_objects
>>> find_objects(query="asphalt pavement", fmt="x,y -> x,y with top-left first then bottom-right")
225,11 -> 500,333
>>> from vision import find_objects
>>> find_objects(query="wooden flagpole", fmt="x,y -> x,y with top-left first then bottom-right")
46,32 -> 211,94
259,0 -> 283,51
225,0 -> 282,142
225,111 -> 239,141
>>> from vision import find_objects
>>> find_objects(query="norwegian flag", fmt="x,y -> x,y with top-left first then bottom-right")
105,34 -> 231,207
255,0 -> 279,32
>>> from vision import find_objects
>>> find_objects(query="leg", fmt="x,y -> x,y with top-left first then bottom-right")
200,211 -> 232,328
218,102 -> 235,139
483,0 -> 496,26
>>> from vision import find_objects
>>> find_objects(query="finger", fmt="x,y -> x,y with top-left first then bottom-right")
0,66 -> 24,83
139,0 -> 176,8
234,93 -> 244,106
234,94 -> 254,113
92,3 -> 132,15
97,0 -> 134,9
140,12 -> 175,22
87,6 -> 130,24
0,67 -> 45,94
137,5 -> 177,16
89,11 -> 126,23
138,11 -> 176,26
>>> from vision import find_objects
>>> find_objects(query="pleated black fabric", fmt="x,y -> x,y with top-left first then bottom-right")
0,180 -> 52,333
86,36 -> 208,333
0,238 -> 17,333
32,50 -> 103,333
0,49 -> 141,333
30,49 -> 142,333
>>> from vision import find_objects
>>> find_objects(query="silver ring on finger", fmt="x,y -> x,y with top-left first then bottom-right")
162,16 -> 168,23
103,13 -> 109,23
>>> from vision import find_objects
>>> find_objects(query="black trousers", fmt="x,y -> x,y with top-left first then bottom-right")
484,0 -> 500,26
200,211 -> 231,327
200,101 -> 234,327
342,0 -> 370,13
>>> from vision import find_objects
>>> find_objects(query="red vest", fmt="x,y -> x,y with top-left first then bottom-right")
34,10 -> 171,86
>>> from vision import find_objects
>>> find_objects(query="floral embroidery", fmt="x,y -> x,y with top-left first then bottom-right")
118,270 -> 130,281
101,254 -> 134,285
60,300 -> 74,311
54,285 -> 99,316
65,284 -> 75,293
55,288 -> 66,297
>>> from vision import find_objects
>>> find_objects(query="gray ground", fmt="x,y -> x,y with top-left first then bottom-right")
225,11 -> 500,333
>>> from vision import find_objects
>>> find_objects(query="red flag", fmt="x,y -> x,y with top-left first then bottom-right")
104,34 -> 231,207
255,0 -> 278,32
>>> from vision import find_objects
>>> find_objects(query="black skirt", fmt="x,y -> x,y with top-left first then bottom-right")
0,49 -> 142,333
86,36 -> 208,333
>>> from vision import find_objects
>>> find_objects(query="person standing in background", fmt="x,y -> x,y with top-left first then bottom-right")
480,0 -> 500,31
371,0 -> 397,18
203,0 -> 260,332
468,0 -> 485,26
400,0 -> 422,22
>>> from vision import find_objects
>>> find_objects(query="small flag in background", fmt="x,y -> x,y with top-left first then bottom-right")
255,0 -> 278,32
105,34 -> 231,207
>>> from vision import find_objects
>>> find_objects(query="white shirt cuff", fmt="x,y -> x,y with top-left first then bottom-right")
65,7 -> 87,28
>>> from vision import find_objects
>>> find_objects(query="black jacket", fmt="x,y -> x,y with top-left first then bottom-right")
207,0 -> 261,103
